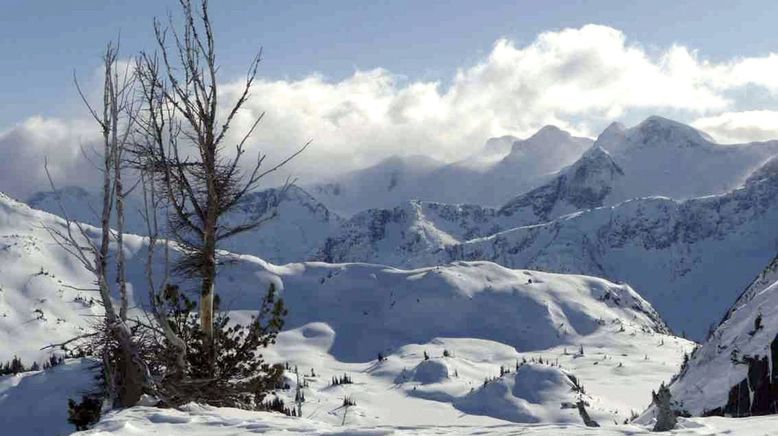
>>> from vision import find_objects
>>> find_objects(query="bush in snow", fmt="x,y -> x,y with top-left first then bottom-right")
67,396 -> 102,431
148,283 -> 287,409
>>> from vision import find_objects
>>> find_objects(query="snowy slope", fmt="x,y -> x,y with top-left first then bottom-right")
218,185 -> 344,264
319,160 -> 778,340
315,200 -> 502,266
0,192 -> 106,363
595,116 -> 778,202
0,190 -> 668,359
660,255 -> 778,417
0,359 -> 99,436
26,185 -> 342,265
442,163 -> 778,340
73,406 -> 778,435
0,191 -> 708,434
497,145 -> 625,225
223,259 -> 668,362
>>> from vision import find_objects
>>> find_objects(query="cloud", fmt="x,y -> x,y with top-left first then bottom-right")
3,24 -> 778,198
0,116 -> 99,200
692,111 -> 778,144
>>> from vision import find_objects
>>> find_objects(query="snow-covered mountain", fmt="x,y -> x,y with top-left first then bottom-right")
497,145 -> 625,225
485,116 -> 778,228
1,189 -> 705,434
310,117 -> 778,218
662,255 -> 778,417
447,161 -> 778,340
423,126 -> 595,207
219,185 -> 343,264
25,184 -> 342,265
315,201 -> 504,267
317,159 -> 778,340
595,116 -> 778,201
307,126 -> 594,215
306,154 -> 444,216
27,186 -> 148,234
0,187 -> 666,363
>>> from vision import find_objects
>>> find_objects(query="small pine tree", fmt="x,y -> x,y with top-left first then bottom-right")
651,383 -> 677,431
67,396 -> 102,431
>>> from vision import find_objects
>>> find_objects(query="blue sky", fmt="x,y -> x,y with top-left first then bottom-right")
3,0 -> 778,198
3,0 -> 778,127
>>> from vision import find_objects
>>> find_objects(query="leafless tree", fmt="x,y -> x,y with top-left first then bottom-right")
133,0 -> 307,365
44,41 -> 147,407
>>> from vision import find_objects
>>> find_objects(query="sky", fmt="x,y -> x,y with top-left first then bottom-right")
3,0 -> 778,198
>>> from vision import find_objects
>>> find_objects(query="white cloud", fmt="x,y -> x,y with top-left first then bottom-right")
692,111 -> 778,144
3,24 -> 778,198
0,116 -> 99,199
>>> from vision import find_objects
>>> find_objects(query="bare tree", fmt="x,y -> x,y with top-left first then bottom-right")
133,0 -> 307,364
44,41 -> 147,407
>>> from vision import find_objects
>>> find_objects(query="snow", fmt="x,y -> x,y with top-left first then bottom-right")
0,191 -> 705,434
2,115 -> 778,434
318,161 -> 778,340
72,403 -> 778,435
660,255 -> 778,416
25,185 -> 343,265
0,359 -> 99,436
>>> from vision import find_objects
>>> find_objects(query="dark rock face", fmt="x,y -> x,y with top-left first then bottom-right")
721,334 -> 778,416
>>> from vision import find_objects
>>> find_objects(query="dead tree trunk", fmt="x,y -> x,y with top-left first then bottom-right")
47,41 -> 148,408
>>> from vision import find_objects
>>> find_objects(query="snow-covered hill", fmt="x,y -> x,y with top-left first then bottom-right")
317,159 -> 778,340
0,189 -> 706,434
660,255 -> 778,417
0,187 -> 667,362
26,184 -> 342,265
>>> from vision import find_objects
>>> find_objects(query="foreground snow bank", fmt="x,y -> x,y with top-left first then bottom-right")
0,359 -> 98,436
75,404 -> 778,435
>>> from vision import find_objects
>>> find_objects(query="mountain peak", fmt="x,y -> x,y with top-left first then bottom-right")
630,116 -> 713,147
505,125 -> 592,160
527,125 -> 572,142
